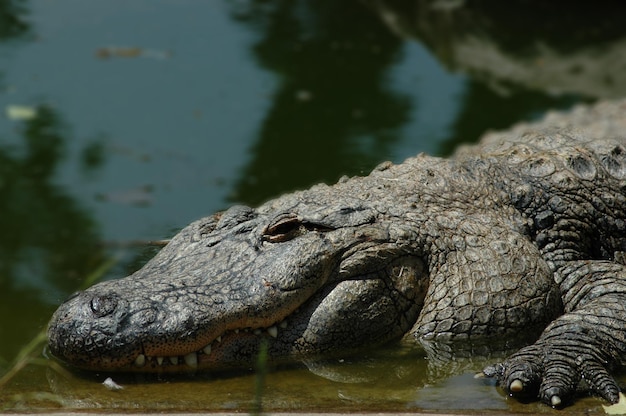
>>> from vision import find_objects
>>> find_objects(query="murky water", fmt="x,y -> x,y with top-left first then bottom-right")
1,0 -> 626,413
2,342 -> 616,414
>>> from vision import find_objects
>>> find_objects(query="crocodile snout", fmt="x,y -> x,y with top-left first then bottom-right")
47,289 -> 143,369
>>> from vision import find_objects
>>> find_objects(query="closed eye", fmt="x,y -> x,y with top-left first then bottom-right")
263,214 -> 303,243
263,213 -> 334,243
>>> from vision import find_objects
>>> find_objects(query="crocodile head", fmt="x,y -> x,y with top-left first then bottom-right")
47,178 -> 428,372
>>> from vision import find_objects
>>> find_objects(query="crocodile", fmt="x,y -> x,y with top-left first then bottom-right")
48,99 -> 626,407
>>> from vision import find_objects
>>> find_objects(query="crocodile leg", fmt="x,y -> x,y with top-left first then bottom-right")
484,260 -> 626,407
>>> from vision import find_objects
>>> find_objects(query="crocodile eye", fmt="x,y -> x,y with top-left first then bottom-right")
263,213 -> 304,243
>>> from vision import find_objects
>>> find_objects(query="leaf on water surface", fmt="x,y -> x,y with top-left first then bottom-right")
95,185 -> 154,206
95,46 -> 171,60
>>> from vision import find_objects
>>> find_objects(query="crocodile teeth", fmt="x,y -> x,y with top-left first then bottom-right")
133,320 -> 289,370
134,354 -> 146,367
184,352 -> 198,368
267,326 -> 278,338
172,321 -> 287,366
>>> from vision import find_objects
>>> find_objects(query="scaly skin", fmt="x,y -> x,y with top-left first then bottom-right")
48,100 -> 626,407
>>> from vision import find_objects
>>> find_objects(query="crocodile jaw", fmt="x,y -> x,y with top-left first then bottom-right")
47,203 -> 426,372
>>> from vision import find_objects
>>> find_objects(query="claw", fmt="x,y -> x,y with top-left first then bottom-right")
602,392 -> 626,413
510,379 -> 524,393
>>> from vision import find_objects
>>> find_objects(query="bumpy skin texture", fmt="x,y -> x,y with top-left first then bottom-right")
48,100 -> 626,407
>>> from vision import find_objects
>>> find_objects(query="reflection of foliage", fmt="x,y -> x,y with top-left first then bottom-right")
373,0 -> 626,59
22,106 -> 65,178
0,106 -> 103,292
228,0 -> 409,205
442,81 -> 587,156
0,105 -> 104,361
0,0 -> 30,41
80,138 -> 106,173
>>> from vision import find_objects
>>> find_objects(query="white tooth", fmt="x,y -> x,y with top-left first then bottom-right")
169,356 -> 178,365
253,329 -> 262,335
216,336 -> 222,343
134,354 -> 146,367
244,328 -> 249,333
184,353 -> 198,368
203,345 -> 212,355
157,357 -> 164,366
234,329 -> 239,334
267,326 -> 278,338
279,321 -> 288,329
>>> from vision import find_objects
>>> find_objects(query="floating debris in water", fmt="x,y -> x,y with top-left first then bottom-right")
6,105 -> 37,121
96,46 -> 172,60
295,89 -> 313,102
95,185 -> 154,206
102,377 -> 124,391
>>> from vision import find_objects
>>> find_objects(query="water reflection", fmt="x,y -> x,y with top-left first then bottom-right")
442,81 -> 585,155
0,106 -> 105,361
7,343 -> 504,412
367,0 -> 626,98
228,0 -> 410,206
3,341 -> 601,413
0,0 -> 30,41
225,0 -> 617,211
363,0 -> 623,154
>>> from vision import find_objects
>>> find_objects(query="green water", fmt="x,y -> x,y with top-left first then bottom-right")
1,0 -> 625,413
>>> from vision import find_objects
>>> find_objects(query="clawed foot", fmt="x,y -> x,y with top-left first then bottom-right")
482,346 -> 620,408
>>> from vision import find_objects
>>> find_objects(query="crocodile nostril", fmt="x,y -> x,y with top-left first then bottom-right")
89,294 -> 118,317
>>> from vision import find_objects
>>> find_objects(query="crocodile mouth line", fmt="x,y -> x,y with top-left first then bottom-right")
131,319 -> 289,370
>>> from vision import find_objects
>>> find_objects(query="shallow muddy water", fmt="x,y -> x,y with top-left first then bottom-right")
2,342 -> 620,414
